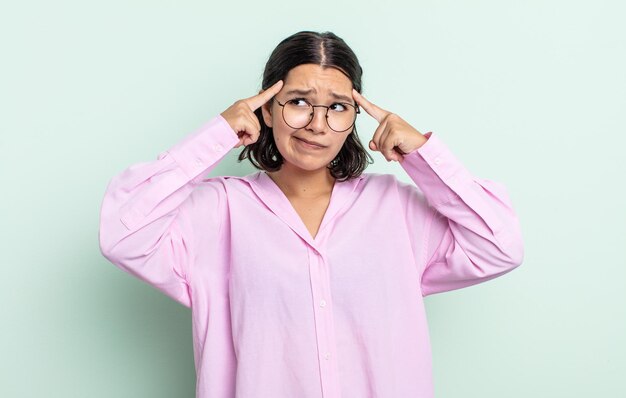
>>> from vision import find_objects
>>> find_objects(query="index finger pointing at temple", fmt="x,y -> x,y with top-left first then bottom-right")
246,80 -> 284,111
352,89 -> 389,123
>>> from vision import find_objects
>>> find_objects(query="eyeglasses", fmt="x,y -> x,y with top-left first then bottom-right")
273,97 -> 360,132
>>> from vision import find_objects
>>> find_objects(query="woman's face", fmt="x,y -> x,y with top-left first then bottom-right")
261,63 -> 355,174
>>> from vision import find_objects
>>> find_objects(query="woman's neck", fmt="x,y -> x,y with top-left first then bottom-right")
266,166 -> 335,199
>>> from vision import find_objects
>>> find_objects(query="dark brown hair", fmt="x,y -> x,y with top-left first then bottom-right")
237,30 -> 373,181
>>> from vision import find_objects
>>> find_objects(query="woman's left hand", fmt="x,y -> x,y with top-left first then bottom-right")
352,89 -> 428,162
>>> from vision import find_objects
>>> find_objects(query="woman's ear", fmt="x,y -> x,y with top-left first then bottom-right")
260,92 -> 273,128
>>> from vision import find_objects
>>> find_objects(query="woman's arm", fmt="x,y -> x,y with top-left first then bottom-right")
98,115 -> 239,307
398,132 -> 524,297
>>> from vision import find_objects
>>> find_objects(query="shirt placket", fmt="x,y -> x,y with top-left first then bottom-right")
308,246 -> 342,398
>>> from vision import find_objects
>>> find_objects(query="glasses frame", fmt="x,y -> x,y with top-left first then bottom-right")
273,97 -> 360,132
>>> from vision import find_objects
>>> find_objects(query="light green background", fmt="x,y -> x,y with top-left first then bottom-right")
1,0 -> 624,397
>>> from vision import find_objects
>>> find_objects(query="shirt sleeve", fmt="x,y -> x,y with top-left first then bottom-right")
398,131 -> 524,297
98,114 -> 240,307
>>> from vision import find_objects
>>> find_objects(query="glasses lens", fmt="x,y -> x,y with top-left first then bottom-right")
283,99 -> 357,132
283,100 -> 314,129
327,103 -> 357,132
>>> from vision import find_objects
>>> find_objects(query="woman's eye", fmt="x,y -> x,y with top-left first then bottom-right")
288,98 -> 308,106
330,103 -> 347,112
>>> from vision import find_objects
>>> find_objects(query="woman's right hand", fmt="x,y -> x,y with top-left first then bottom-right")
220,80 -> 284,148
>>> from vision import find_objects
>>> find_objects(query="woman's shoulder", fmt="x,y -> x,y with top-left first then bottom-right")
190,171 -> 419,199
344,172 -> 414,200
194,172 -> 254,187
359,171 -> 410,188
360,171 -> 426,202
192,171 -> 267,200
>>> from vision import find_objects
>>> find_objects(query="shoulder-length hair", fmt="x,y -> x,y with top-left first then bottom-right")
237,30 -> 373,181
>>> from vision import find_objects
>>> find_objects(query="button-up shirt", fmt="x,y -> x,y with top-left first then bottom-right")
98,114 -> 524,397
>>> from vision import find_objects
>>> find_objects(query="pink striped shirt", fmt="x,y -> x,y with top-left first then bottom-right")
98,114 -> 524,397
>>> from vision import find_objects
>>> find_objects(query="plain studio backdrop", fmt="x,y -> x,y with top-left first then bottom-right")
1,1 -> 624,397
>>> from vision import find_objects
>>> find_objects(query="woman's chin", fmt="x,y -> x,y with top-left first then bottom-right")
283,159 -> 331,173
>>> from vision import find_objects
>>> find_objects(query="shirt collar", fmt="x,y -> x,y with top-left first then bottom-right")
245,171 -> 366,249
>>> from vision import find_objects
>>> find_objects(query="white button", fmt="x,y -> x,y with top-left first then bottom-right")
319,300 -> 326,308
324,352 -> 330,360
433,156 -> 441,165
195,157 -> 203,165
214,144 -> 224,152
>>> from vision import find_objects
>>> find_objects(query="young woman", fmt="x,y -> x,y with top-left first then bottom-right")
99,30 -> 524,398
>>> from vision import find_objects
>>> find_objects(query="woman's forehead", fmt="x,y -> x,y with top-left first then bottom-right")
282,87 -> 353,103
283,64 -> 353,99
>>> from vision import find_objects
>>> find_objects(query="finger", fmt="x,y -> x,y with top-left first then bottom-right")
246,111 -> 261,133
380,129 -> 401,162
352,88 -> 389,123
370,117 -> 389,155
246,80 -> 284,111
233,127 -> 247,148
231,115 -> 259,147
378,125 -> 397,162
235,116 -> 261,146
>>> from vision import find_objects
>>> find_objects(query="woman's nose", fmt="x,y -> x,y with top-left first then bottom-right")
306,106 -> 329,133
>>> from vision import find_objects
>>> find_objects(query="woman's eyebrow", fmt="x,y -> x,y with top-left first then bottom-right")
284,88 -> 352,103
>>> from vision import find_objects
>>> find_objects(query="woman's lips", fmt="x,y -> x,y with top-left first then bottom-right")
295,137 -> 326,149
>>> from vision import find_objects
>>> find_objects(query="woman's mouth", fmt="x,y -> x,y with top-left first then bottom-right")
294,137 -> 326,149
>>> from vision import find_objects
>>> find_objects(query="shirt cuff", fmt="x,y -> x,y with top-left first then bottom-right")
399,131 -> 473,206
165,114 -> 240,181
